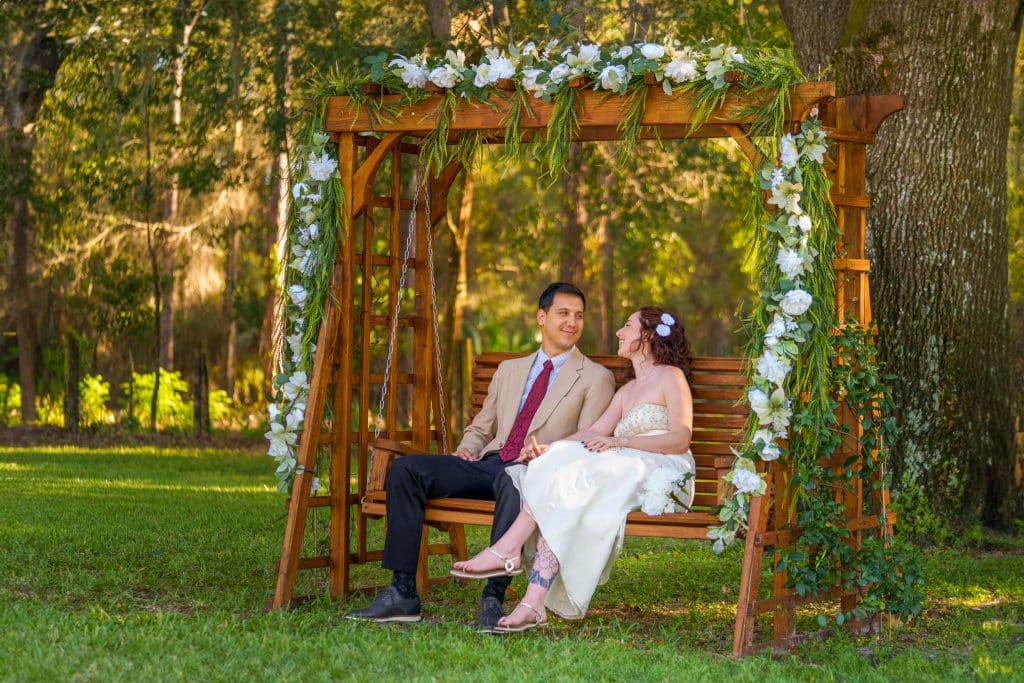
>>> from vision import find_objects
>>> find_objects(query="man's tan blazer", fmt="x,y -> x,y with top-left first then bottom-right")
458,347 -> 616,456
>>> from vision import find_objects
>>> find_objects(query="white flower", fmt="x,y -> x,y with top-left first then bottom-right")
598,64 -> 627,91
304,192 -> 321,205
780,288 -> 813,316
757,349 -> 791,385
749,387 -> 792,431
265,420 -> 298,457
574,43 -> 601,68
639,466 -> 683,515
776,247 -> 806,279
287,284 -> 308,307
473,63 -> 495,87
767,180 -> 803,215
788,214 -> 812,233
752,429 -> 774,446
306,151 -> 337,182
731,467 -> 765,495
444,49 -> 466,69
310,477 -> 321,494
548,63 -> 571,84
780,134 -> 800,169
428,65 -> 459,89
664,58 -> 698,82
520,68 -> 545,95
655,324 -> 671,337
305,223 -> 319,241
760,443 -> 782,461
389,56 -> 428,88
489,56 -> 515,80
291,182 -> 309,199
286,405 -> 304,430
614,45 -> 633,59
660,313 -> 675,326
282,371 -> 308,401
286,332 -> 303,361
764,314 -> 788,347
640,43 -> 665,60
770,168 -> 785,189
521,41 -> 539,59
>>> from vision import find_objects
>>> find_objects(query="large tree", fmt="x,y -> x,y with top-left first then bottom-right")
781,0 -> 1022,535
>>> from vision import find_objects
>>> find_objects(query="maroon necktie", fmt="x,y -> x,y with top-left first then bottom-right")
499,360 -> 554,462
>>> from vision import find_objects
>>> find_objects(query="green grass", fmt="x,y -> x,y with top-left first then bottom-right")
0,446 -> 1021,681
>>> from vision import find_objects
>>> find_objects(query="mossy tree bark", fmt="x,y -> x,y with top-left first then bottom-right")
783,0 -> 1022,534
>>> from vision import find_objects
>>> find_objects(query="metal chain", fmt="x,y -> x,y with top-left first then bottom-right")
422,180 -> 450,452
372,161 -> 449,453
374,164 -> 420,441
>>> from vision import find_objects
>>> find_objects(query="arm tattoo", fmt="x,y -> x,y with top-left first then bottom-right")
528,534 -> 560,589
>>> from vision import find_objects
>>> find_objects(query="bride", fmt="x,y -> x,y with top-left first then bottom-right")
451,306 -> 695,632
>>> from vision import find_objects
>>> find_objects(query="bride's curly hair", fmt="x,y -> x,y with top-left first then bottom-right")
630,306 -> 693,383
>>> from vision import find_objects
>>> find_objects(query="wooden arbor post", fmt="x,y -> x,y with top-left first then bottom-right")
269,82 -> 904,657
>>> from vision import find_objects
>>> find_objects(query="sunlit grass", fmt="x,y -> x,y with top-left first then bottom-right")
0,445 -> 1021,681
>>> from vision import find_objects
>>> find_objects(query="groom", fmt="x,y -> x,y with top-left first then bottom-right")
347,282 -> 615,629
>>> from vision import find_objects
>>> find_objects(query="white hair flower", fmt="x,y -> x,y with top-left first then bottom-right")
655,324 -> 671,337
660,313 -> 675,326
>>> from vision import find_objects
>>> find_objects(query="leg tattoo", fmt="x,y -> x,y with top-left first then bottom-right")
528,535 -> 560,589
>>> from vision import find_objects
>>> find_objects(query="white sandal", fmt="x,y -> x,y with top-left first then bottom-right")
450,547 -> 524,579
493,601 -> 548,633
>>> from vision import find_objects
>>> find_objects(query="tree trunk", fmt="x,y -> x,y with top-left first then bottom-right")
559,143 -> 586,285
3,22 -> 60,423
424,0 -> 452,44
446,171 -> 474,429
783,0 -> 1021,533
594,145 -> 617,354
63,333 -> 80,431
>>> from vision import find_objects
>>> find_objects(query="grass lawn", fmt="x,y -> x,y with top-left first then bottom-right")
0,445 -> 1021,681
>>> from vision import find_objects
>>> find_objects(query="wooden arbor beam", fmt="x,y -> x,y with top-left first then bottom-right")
325,82 -> 835,138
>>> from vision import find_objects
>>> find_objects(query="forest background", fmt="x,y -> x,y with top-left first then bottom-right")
2,0 -> 1022,542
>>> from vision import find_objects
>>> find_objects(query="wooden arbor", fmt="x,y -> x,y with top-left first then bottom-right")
271,79 -> 904,655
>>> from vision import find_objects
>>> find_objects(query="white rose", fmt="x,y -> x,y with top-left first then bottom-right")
428,65 -> 458,89
776,247 -> 806,279
757,349 -> 791,386
760,443 -> 782,461
780,134 -> 800,169
780,289 -> 813,317
664,58 -> 698,82
520,68 -> 545,95
765,314 -> 788,347
548,63 -> 571,84
490,56 -> 515,80
640,43 -> 665,60
615,45 -> 633,59
598,64 -> 627,91
731,468 -> 764,495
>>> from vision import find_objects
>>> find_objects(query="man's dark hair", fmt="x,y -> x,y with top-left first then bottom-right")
538,282 -> 586,311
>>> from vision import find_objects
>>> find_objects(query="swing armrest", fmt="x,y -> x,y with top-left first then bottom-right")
367,439 -> 419,493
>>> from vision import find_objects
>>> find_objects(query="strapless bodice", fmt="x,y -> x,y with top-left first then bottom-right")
613,403 -> 670,438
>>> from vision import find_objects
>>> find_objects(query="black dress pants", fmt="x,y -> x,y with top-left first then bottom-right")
382,452 -> 522,587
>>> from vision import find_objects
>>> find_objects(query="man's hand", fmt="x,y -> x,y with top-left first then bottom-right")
515,436 -> 549,463
453,447 -> 480,461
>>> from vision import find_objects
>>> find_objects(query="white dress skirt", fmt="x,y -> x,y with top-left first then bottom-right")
506,403 -> 695,619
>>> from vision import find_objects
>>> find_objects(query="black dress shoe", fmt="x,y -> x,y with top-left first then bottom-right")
477,595 -> 504,631
346,586 -> 421,623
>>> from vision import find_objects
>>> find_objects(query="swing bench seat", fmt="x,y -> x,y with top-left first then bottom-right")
360,352 -> 750,583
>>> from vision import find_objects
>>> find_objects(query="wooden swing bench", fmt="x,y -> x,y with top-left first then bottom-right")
361,352 -> 749,573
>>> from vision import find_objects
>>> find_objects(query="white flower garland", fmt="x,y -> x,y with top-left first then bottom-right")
707,114 -> 830,553
265,131 -> 338,494
375,39 -> 744,99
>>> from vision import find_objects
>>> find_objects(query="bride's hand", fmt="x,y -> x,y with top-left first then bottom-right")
516,436 -> 549,463
582,436 -> 625,452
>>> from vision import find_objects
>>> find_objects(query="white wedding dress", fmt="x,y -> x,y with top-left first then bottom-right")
506,403 -> 695,619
